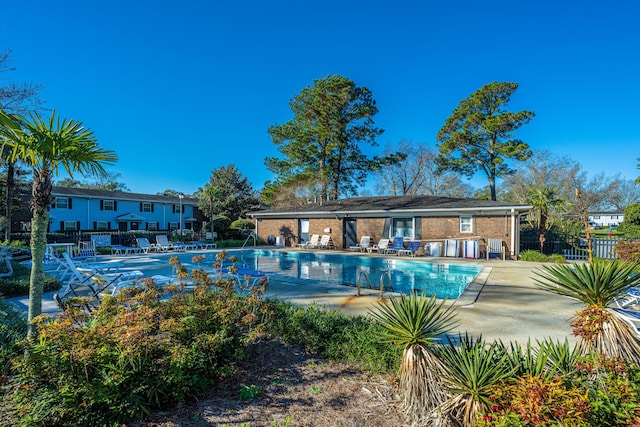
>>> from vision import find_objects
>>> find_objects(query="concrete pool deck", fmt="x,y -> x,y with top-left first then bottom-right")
5,249 -> 581,346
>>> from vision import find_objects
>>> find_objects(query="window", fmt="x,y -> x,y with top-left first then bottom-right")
168,222 -> 178,230
147,222 -> 158,231
392,218 -> 413,239
54,197 -> 70,209
63,221 -> 77,231
95,221 -> 109,231
102,200 -> 115,211
460,215 -> 473,233
173,205 -> 184,214
141,202 -> 153,213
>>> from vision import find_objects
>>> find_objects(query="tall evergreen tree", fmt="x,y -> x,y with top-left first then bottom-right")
266,74 -> 394,201
197,164 -> 259,221
436,82 -> 535,201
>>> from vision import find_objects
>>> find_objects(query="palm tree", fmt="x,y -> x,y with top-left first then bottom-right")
534,260 -> 640,363
369,294 -> 457,423
526,185 -> 567,252
0,110 -> 117,336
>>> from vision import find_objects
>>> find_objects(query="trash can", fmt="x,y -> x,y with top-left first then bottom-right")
275,236 -> 284,247
425,242 -> 442,257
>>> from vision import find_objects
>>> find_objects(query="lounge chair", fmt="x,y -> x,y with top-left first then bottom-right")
486,238 -> 506,260
154,235 -> 174,251
76,240 -> 97,261
192,240 -> 217,249
445,239 -> 460,257
136,237 -> 155,253
368,238 -> 390,254
397,241 -> 421,257
298,234 -> 320,249
612,308 -> 640,334
615,287 -> 640,309
318,235 -> 334,249
349,236 -> 371,252
111,244 -> 141,255
384,236 -> 405,255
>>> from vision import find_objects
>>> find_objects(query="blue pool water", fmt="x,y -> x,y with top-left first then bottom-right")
198,249 -> 481,299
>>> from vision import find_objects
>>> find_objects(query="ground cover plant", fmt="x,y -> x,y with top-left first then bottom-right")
2,257 -> 640,425
0,261 -> 59,298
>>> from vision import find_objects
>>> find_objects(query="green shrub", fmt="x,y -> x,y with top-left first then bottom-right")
519,250 -> 566,263
519,250 -> 550,262
266,300 -> 399,374
0,299 -> 27,377
230,219 -> 255,230
9,272 -> 269,426
0,262 -> 61,298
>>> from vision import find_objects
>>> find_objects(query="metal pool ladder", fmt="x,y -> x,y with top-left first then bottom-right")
356,270 -> 395,300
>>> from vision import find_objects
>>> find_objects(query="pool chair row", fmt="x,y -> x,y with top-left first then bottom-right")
298,234 -> 334,249
112,236 -> 217,254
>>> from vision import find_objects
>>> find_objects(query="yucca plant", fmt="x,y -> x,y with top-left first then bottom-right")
534,260 -> 640,363
369,294 -> 457,423
538,338 -> 582,378
500,339 -> 551,379
435,334 -> 516,427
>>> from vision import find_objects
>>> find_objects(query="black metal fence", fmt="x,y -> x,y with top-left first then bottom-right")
10,230 -> 178,247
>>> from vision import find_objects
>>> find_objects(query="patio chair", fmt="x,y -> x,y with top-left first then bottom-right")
384,236 -> 405,255
76,240 -> 97,261
192,241 -> 217,249
136,237 -> 155,253
367,238 -> 390,254
397,241 -> 421,257
111,244 -> 142,255
614,287 -> 640,309
463,240 -> 480,259
318,235 -> 334,249
349,236 -> 371,252
154,235 -> 174,251
298,234 -> 320,249
486,238 -> 506,260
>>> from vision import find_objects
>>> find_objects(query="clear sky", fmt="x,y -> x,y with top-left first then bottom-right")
2,0 -> 639,195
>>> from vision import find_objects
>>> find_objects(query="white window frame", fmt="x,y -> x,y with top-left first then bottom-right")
392,217 -> 414,240
460,215 -> 473,233
95,221 -> 109,231
148,222 -> 158,231
169,222 -> 178,231
55,197 -> 69,209
63,221 -> 77,231
142,202 -> 153,213
103,200 -> 115,211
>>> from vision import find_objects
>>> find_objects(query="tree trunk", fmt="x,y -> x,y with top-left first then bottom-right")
4,161 -> 14,241
27,168 -> 52,338
27,205 -> 48,337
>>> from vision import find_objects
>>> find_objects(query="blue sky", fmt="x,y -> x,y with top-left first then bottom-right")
2,0 -> 639,195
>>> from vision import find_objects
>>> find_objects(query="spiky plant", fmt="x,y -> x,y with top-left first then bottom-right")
369,294 -> 457,423
534,260 -> 640,363
435,334 -> 515,427
538,338 -> 582,377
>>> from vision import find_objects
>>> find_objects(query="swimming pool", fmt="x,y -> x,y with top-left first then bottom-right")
196,249 -> 481,299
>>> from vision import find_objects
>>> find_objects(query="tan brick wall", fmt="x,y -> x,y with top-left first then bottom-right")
256,214 -> 515,257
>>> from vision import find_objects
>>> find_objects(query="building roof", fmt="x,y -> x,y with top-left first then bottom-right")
248,195 -> 532,219
52,186 -> 198,204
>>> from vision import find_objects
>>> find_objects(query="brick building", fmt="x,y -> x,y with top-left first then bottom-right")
248,195 -> 532,259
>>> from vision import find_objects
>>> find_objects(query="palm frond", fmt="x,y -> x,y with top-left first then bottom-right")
369,294 -> 458,348
534,260 -> 640,306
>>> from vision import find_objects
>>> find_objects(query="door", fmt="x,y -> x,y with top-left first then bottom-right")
299,219 -> 310,245
118,221 -> 127,231
343,218 -> 357,249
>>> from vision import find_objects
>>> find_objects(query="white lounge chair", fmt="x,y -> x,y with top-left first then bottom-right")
154,235 -> 175,251
318,235 -> 334,249
486,238 -> 506,260
612,308 -> 640,334
368,238 -> 390,254
298,234 -> 320,249
349,236 -> 371,252
136,237 -> 155,253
